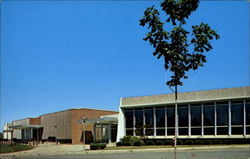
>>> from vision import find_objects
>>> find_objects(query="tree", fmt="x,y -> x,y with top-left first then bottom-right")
139,0 -> 219,157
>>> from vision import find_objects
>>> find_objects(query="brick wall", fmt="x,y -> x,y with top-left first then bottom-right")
71,108 -> 118,144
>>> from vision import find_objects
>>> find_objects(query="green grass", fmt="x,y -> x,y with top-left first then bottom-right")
0,143 -> 34,153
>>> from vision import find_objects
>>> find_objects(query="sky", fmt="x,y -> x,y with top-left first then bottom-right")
1,0 -> 249,130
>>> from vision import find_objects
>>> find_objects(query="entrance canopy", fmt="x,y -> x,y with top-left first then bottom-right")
10,124 -> 43,130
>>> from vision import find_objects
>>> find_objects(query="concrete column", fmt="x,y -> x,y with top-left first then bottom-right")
143,108 -> 145,136
243,99 -> 246,136
101,124 -> 103,142
154,106 -> 156,137
214,102 -> 217,136
93,123 -> 96,142
165,106 -> 167,136
229,100 -> 231,136
133,108 -> 135,136
188,104 -> 191,136
108,123 -> 112,143
201,103 -> 204,136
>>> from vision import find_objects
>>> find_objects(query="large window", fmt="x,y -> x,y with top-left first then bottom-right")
216,102 -> 228,135
246,100 -> 250,134
156,107 -> 165,136
166,106 -> 175,135
231,101 -> 243,135
135,108 -> 143,136
124,109 -> 133,136
178,105 -> 188,135
203,103 -> 215,135
191,104 -> 201,135
144,107 -> 154,136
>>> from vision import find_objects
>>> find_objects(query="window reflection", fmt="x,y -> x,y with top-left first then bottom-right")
191,104 -> 201,127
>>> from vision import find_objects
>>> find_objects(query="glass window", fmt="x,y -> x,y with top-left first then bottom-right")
179,128 -> 188,135
216,102 -> 228,126
167,106 -> 175,127
125,109 -> 133,128
204,128 -> 214,135
145,128 -> 154,136
156,129 -> 165,136
135,108 -> 143,127
156,107 -> 165,128
135,128 -> 143,136
191,128 -> 201,135
246,101 -> 250,125
126,130 -> 133,136
246,126 -> 250,135
167,128 -> 175,135
231,127 -> 243,135
145,108 -> 154,128
203,104 -> 215,126
178,105 -> 188,127
231,101 -> 243,125
217,127 -> 228,135
191,104 -> 201,126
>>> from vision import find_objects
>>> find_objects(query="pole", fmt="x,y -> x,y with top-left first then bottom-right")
174,84 -> 178,159
83,121 -> 86,151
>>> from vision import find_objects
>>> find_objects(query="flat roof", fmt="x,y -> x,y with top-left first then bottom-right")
10,124 -> 43,129
121,86 -> 250,107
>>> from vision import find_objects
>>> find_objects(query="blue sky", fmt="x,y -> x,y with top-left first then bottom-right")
1,1 -> 249,129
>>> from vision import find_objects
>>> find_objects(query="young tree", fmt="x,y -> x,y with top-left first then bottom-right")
139,0 -> 219,156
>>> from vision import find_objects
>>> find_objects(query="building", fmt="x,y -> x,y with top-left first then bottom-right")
117,86 -> 250,141
8,108 -> 118,144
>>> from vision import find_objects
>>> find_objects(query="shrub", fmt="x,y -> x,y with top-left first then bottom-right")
90,143 -> 99,150
90,143 -> 106,150
164,139 -> 172,145
155,140 -> 164,145
184,140 -> 194,145
204,140 -> 212,145
131,136 -> 141,146
116,142 -> 123,146
213,140 -> 222,145
223,140 -> 232,145
122,136 -> 133,146
177,140 -> 183,145
195,140 -> 204,145
0,144 -> 34,153
99,143 -> 106,149
145,140 -> 155,145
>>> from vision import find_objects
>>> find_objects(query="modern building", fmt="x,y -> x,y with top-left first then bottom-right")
117,86 -> 250,141
7,108 -> 118,144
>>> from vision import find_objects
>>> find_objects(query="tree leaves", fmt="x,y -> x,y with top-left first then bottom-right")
140,0 -> 220,87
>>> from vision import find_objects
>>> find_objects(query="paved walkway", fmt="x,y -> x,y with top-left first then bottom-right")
1,144 -> 249,158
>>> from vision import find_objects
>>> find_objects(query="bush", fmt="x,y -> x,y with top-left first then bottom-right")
122,136 -> 133,146
99,143 -> 106,149
155,140 -> 164,145
195,140 -> 204,145
116,142 -> 123,146
164,139 -> 172,145
121,136 -> 143,146
145,140 -> 155,145
184,140 -> 194,145
204,140 -> 212,145
90,143 -> 99,150
213,140 -> 222,145
177,140 -> 183,145
0,144 -> 34,153
223,140 -> 232,145
90,143 -> 106,150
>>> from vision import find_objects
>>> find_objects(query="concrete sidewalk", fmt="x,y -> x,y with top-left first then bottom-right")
1,144 -> 249,158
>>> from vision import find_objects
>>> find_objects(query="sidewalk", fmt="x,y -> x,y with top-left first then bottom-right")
1,144 -> 249,157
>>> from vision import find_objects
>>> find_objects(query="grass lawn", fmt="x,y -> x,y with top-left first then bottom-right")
0,143 -> 34,153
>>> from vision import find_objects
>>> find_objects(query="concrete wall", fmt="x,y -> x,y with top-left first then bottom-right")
12,118 -> 30,139
121,87 -> 250,107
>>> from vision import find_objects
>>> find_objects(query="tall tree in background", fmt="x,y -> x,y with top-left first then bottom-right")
140,0 -> 219,156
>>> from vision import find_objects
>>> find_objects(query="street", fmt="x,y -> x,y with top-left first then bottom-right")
6,149 -> 250,159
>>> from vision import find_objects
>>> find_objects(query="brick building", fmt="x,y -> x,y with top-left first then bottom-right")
9,108 -> 118,144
